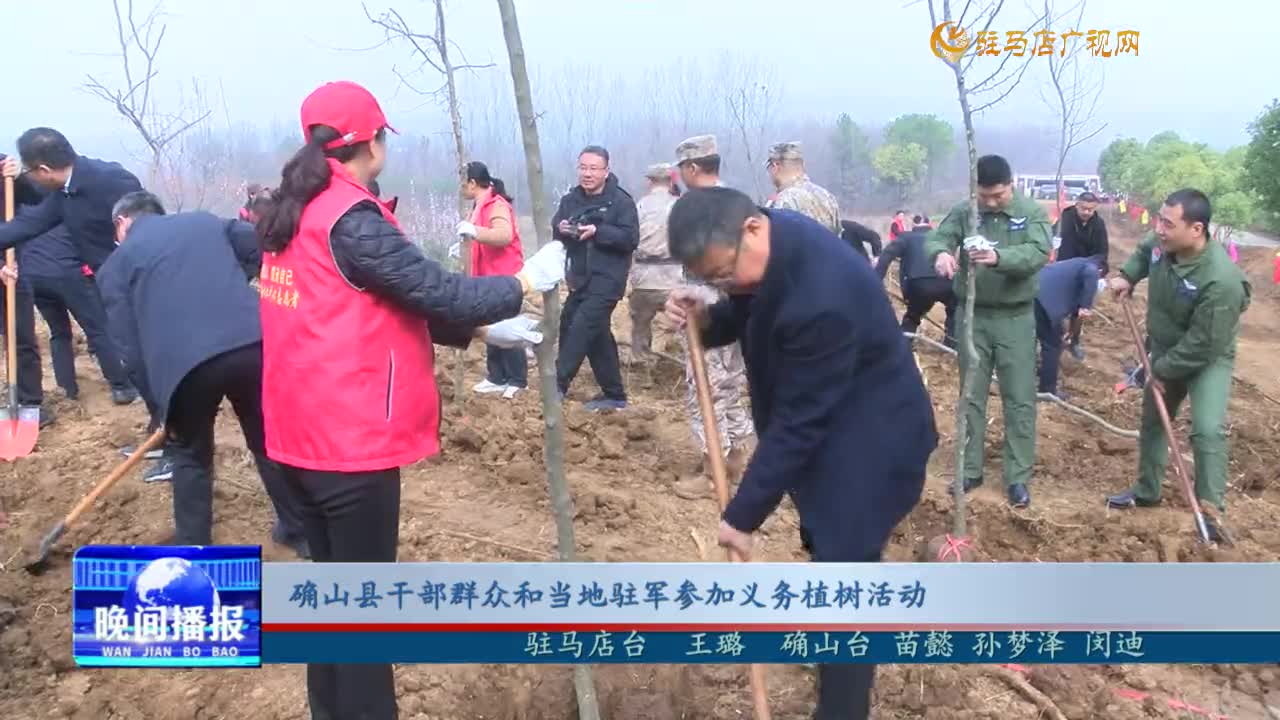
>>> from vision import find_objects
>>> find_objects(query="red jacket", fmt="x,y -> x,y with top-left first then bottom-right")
469,189 -> 524,277
889,217 -> 906,241
260,160 -> 441,472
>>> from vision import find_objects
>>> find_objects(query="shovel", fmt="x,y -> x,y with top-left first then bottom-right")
0,178 -> 40,460
1119,300 -> 1212,544
26,428 -> 167,574
684,319 -> 772,720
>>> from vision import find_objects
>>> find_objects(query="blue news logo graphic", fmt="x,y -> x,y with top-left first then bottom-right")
72,545 -> 262,667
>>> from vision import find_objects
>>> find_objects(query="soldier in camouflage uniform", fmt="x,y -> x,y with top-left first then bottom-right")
671,135 -> 754,499
628,163 -> 682,361
764,141 -> 842,235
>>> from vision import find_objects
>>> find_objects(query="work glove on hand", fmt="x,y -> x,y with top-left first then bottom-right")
517,241 -> 567,292
962,235 -> 995,253
483,315 -> 544,349
448,242 -> 461,260
456,221 -> 478,238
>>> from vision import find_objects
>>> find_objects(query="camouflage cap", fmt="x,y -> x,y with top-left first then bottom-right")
675,134 -> 718,163
644,162 -> 673,179
767,141 -> 804,162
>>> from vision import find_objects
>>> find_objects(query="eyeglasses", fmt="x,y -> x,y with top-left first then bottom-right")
577,164 -> 607,173
695,242 -> 743,289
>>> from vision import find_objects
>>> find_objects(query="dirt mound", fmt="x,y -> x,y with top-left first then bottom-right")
2,213 -> 1278,718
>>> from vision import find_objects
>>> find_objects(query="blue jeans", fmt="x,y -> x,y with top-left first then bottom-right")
1034,301 -> 1063,395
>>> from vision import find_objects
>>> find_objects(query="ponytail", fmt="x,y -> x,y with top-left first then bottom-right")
490,177 -> 513,204
258,124 -> 381,253
465,160 -> 514,205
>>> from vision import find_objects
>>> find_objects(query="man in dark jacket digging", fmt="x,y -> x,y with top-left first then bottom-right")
551,145 -> 639,410
664,187 -> 936,720
1034,257 -> 1101,399
97,191 -> 308,557
877,216 -> 957,348
1053,191 -> 1109,360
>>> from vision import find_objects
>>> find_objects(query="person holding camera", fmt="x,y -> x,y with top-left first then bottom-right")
551,145 -> 639,411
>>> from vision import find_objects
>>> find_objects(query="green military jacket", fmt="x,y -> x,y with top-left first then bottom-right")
1120,233 -> 1251,381
923,194 -> 1051,310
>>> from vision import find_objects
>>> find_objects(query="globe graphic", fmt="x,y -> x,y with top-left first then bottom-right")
123,557 -> 220,620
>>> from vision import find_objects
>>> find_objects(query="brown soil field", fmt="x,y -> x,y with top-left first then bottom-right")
1,207 -> 1278,719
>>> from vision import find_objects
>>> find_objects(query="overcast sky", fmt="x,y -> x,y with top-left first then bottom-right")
3,0 -> 1272,163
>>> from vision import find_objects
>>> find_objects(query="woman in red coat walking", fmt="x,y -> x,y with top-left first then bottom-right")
255,80 -> 545,720
458,160 -> 527,399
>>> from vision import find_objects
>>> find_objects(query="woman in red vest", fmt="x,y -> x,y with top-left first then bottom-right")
256,80 -> 534,720
457,160 -> 527,399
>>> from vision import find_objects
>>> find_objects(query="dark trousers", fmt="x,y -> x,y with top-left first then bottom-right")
557,289 -> 625,401
809,539 -> 882,720
0,279 -> 44,405
30,273 -> 132,396
167,343 -> 303,545
902,277 -> 957,348
1034,302 -> 1063,394
281,465 -> 401,720
485,344 -> 527,388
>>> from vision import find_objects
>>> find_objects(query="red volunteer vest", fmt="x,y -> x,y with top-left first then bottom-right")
260,160 -> 440,472
469,189 -> 524,277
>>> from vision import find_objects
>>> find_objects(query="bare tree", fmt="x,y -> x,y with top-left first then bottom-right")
723,56 -> 780,200
925,0 -> 1046,538
366,0 -> 494,399
494,2 -> 600,719
83,0 -> 212,208
1041,0 -> 1106,216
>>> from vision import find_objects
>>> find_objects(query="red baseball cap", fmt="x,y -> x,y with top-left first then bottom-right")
300,81 -> 398,150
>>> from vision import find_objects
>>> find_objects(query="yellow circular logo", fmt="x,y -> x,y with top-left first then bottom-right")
930,22 -> 973,63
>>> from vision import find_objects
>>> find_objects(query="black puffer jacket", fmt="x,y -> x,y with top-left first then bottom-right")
551,174 -> 639,298
328,201 -> 523,347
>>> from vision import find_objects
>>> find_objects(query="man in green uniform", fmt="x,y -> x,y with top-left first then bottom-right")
1105,189 -> 1250,541
925,155 -> 1051,508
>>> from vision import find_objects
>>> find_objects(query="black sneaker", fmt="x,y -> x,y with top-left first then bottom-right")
111,387 -> 140,406
962,476 -> 984,493
37,404 -> 56,429
1068,344 -> 1086,362
1007,483 -> 1030,508
143,458 -> 175,483
1106,490 -> 1160,509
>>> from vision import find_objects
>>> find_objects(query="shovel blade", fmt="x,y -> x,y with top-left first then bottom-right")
0,406 -> 40,461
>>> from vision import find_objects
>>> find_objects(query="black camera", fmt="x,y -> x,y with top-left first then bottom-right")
564,207 -> 607,238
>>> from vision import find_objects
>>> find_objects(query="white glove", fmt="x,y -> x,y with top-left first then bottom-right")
456,221 -> 478,238
484,315 -> 544,349
521,241 -> 567,292
448,242 -> 461,259
1052,235 -> 1063,250
1097,278 -> 1108,295
962,235 -> 995,253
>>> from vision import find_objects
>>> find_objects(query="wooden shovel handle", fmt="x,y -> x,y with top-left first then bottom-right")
684,318 -> 773,720
63,429 -> 167,528
4,177 -> 15,396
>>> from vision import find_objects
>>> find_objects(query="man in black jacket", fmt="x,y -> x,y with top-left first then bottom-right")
97,191 -> 307,556
0,128 -> 142,271
877,217 -> 957,348
21,220 -> 137,404
551,145 -> 639,411
1053,191 -> 1108,359
664,188 -> 935,720
840,219 -> 882,261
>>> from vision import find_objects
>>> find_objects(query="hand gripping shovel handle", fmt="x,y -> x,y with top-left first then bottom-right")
1118,300 -> 1211,544
684,318 -> 772,720
29,428 -> 168,570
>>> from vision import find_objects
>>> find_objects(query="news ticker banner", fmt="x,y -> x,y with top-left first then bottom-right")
74,547 -> 1280,667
